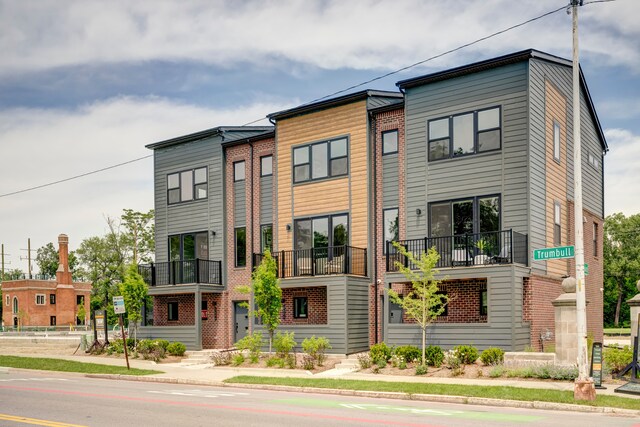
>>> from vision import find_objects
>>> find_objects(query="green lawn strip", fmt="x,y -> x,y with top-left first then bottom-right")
224,376 -> 640,411
603,328 -> 630,335
0,355 -> 161,376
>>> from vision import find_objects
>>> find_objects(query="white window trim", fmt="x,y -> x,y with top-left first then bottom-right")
35,294 -> 46,305
553,122 -> 561,162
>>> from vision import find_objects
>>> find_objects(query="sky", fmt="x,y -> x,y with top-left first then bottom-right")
1,0 -> 638,275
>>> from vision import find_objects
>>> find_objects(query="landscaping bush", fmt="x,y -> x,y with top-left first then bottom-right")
604,345 -> 633,374
236,332 -> 264,363
231,353 -> 245,366
266,356 -> 285,368
454,345 -> 479,365
444,349 -> 463,375
302,336 -> 331,367
137,339 -> 166,362
167,342 -> 186,356
394,345 -> 420,363
155,339 -> 170,351
357,354 -> 372,369
273,331 -> 297,358
369,342 -> 392,364
211,351 -> 233,366
375,358 -> 387,369
480,347 -> 505,366
415,364 -> 428,375
489,365 -> 505,378
424,345 -> 444,367
302,354 -> 315,370
285,353 -> 296,369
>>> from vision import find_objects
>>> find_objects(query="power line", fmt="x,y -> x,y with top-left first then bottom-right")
0,155 -> 152,198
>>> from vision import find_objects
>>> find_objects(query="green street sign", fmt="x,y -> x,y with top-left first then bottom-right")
584,263 -> 588,276
533,245 -> 575,261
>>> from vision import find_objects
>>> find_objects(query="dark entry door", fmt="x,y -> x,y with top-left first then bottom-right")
234,302 -> 249,343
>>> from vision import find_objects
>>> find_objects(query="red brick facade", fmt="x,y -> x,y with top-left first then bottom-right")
280,287 -> 327,325
523,275 -> 563,351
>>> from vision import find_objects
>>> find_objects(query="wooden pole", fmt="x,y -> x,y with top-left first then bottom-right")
119,314 -> 130,370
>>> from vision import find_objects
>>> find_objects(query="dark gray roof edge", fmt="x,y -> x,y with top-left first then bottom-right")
396,49 -> 607,152
221,129 -> 276,148
368,99 -> 405,115
146,126 -> 273,150
268,89 -> 402,121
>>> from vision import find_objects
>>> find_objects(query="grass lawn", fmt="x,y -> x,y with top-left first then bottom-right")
0,355 -> 162,376
604,328 -> 631,335
225,376 -> 640,411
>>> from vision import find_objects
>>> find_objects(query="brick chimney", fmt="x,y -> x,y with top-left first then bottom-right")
56,234 -> 72,285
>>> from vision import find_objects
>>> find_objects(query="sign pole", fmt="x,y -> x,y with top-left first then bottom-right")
119,313 -> 130,370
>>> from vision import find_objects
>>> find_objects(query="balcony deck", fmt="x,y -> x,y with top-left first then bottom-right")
138,259 -> 223,287
386,229 -> 528,271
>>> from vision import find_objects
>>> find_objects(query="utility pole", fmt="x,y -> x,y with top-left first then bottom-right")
20,238 -> 35,279
1,244 -> 8,281
571,0 -> 594,400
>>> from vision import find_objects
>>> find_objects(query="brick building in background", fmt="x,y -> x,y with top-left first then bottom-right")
1,234 -> 92,329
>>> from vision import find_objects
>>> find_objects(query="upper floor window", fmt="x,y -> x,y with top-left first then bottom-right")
167,167 -> 207,204
261,156 -> 273,176
261,224 -> 273,253
235,227 -> 247,267
50,294 -> 56,305
428,106 -> 501,161
554,202 -> 562,246
293,137 -> 348,183
295,214 -> 348,250
383,208 -> 399,253
553,122 -> 561,162
593,222 -> 598,257
588,151 -> 600,170
234,161 -> 245,182
170,232 -> 209,261
36,294 -> 45,305
382,130 -> 398,155
430,195 -> 500,237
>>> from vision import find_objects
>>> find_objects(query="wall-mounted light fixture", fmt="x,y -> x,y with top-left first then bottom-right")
286,224 -> 292,232
211,230 -> 216,237
416,208 -> 422,216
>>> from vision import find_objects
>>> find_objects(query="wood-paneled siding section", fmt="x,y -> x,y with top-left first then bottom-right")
154,138 -> 223,264
276,101 -> 369,251
385,265 -> 530,350
403,62 -> 530,240
544,81 -> 570,277
528,59 -> 605,274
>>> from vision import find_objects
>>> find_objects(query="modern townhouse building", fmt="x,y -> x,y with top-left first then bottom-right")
139,49 -> 606,353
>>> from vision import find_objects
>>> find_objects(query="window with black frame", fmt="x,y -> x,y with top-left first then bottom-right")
293,297 -> 308,319
261,224 -> 273,253
293,137 -> 348,183
167,167 -> 207,204
383,208 -> 399,254
168,232 -> 209,283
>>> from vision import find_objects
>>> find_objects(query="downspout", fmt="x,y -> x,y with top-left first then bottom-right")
249,141 -> 254,268
371,112 -> 379,344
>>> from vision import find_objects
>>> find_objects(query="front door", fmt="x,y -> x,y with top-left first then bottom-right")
233,302 -> 249,343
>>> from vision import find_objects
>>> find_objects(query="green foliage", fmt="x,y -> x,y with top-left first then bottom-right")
375,358 -> 387,369
489,365 -> 505,378
444,349 -> 463,375
118,264 -> 149,344
236,332 -> 263,363
604,345 -> 633,373
76,301 -> 87,325
137,339 -> 166,362
301,336 -> 331,367
285,354 -> 296,369
424,345 -> 444,367
155,339 -> 170,351
273,331 -> 296,358
266,356 -> 285,368
167,342 -> 186,356
415,364 -> 428,375
231,353 -> 245,366
36,242 -> 80,278
302,355 -> 315,370
387,244 -> 448,365
480,347 -> 505,366
357,354 -> 372,369
120,208 -> 155,264
454,345 -> 479,364
369,342 -> 392,364
394,345 -> 421,363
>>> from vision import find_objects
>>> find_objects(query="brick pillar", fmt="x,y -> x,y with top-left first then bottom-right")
56,234 -> 76,326
55,234 -> 72,285
627,280 -> 640,347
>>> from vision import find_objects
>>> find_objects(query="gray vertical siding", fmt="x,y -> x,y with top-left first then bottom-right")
384,265 -> 530,351
346,279 -> 371,353
233,181 -> 246,226
382,154 -> 399,207
154,137 -> 224,263
403,62 -> 530,240
260,176 -> 273,225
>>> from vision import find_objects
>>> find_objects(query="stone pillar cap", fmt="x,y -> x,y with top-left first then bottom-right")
562,276 -> 576,293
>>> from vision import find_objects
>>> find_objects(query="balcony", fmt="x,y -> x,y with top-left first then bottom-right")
386,229 -> 528,271
253,245 -> 367,279
138,259 -> 223,286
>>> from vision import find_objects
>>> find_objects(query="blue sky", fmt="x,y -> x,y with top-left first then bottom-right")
0,0 -> 638,273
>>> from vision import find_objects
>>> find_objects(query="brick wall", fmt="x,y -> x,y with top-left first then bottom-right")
389,278 -> 487,324
371,106 -> 405,345
280,287 -> 327,325
153,294 -> 195,326
524,275 -> 563,351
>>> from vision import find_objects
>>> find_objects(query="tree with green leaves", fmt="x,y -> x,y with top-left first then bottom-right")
604,212 -> 640,327
239,249 -> 282,353
36,242 -> 79,278
121,209 -> 155,264
387,244 -> 448,366
119,264 -> 149,344
76,300 -> 87,326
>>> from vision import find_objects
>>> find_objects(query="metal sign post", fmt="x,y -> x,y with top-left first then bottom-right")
589,342 -> 605,389
113,296 -> 129,370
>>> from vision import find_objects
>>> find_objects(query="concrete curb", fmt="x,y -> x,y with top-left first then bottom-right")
85,374 -> 640,417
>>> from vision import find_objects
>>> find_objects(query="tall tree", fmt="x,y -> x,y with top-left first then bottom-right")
121,209 -> 155,264
119,264 -> 149,344
387,244 -> 448,366
604,212 -> 640,327
35,242 -> 79,278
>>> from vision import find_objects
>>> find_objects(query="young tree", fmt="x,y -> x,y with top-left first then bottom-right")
387,244 -> 448,366
239,249 -> 282,353
119,264 -> 149,344
76,301 -> 87,326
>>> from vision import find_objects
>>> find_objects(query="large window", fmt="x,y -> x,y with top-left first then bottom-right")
293,297 -> 308,319
383,208 -> 399,253
554,202 -> 561,246
261,156 -> 273,176
235,227 -> 247,267
294,214 -> 348,250
429,195 -> 500,237
261,224 -> 273,253
169,232 -> 209,261
167,167 -> 207,204
293,137 -> 348,183
382,130 -> 398,155
428,106 -> 501,161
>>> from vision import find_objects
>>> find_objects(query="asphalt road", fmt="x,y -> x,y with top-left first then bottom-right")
0,370 -> 637,427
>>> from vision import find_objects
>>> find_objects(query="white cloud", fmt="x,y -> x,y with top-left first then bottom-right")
0,97 -> 289,273
604,128 -> 640,216
1,0 -> 638,76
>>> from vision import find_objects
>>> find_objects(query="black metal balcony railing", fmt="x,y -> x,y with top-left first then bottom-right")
253,245 -> 367,279
138,259 -> 223,286
386,229 -> 528,272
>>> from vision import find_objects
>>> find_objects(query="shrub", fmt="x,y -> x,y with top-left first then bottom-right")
444,349 -> 463,375
302,336 -> 331,366
415,364 -> 428,375
302,354 -> 315,370
137,339 -> 166,362
399,359 -> 407,370
376,358 -> 387,369
454,345 -> 479,365
357,354 -> 372,369
390,354 -> 402,368
266,356 -> 285,368
480,347 -> 505,366
236,332 -> 264,363
369,342 -> 392,364
231,353 -> 245,366
211,351 -> 233,366
285,353 -> 296,369
425,345 -> 444,367
273,331 -> 297,358
156,339 -> 170,351
167,342 -> 186,356
394,345 -> 420,363
604,345 -> 633,374
489,365 -> 504,378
